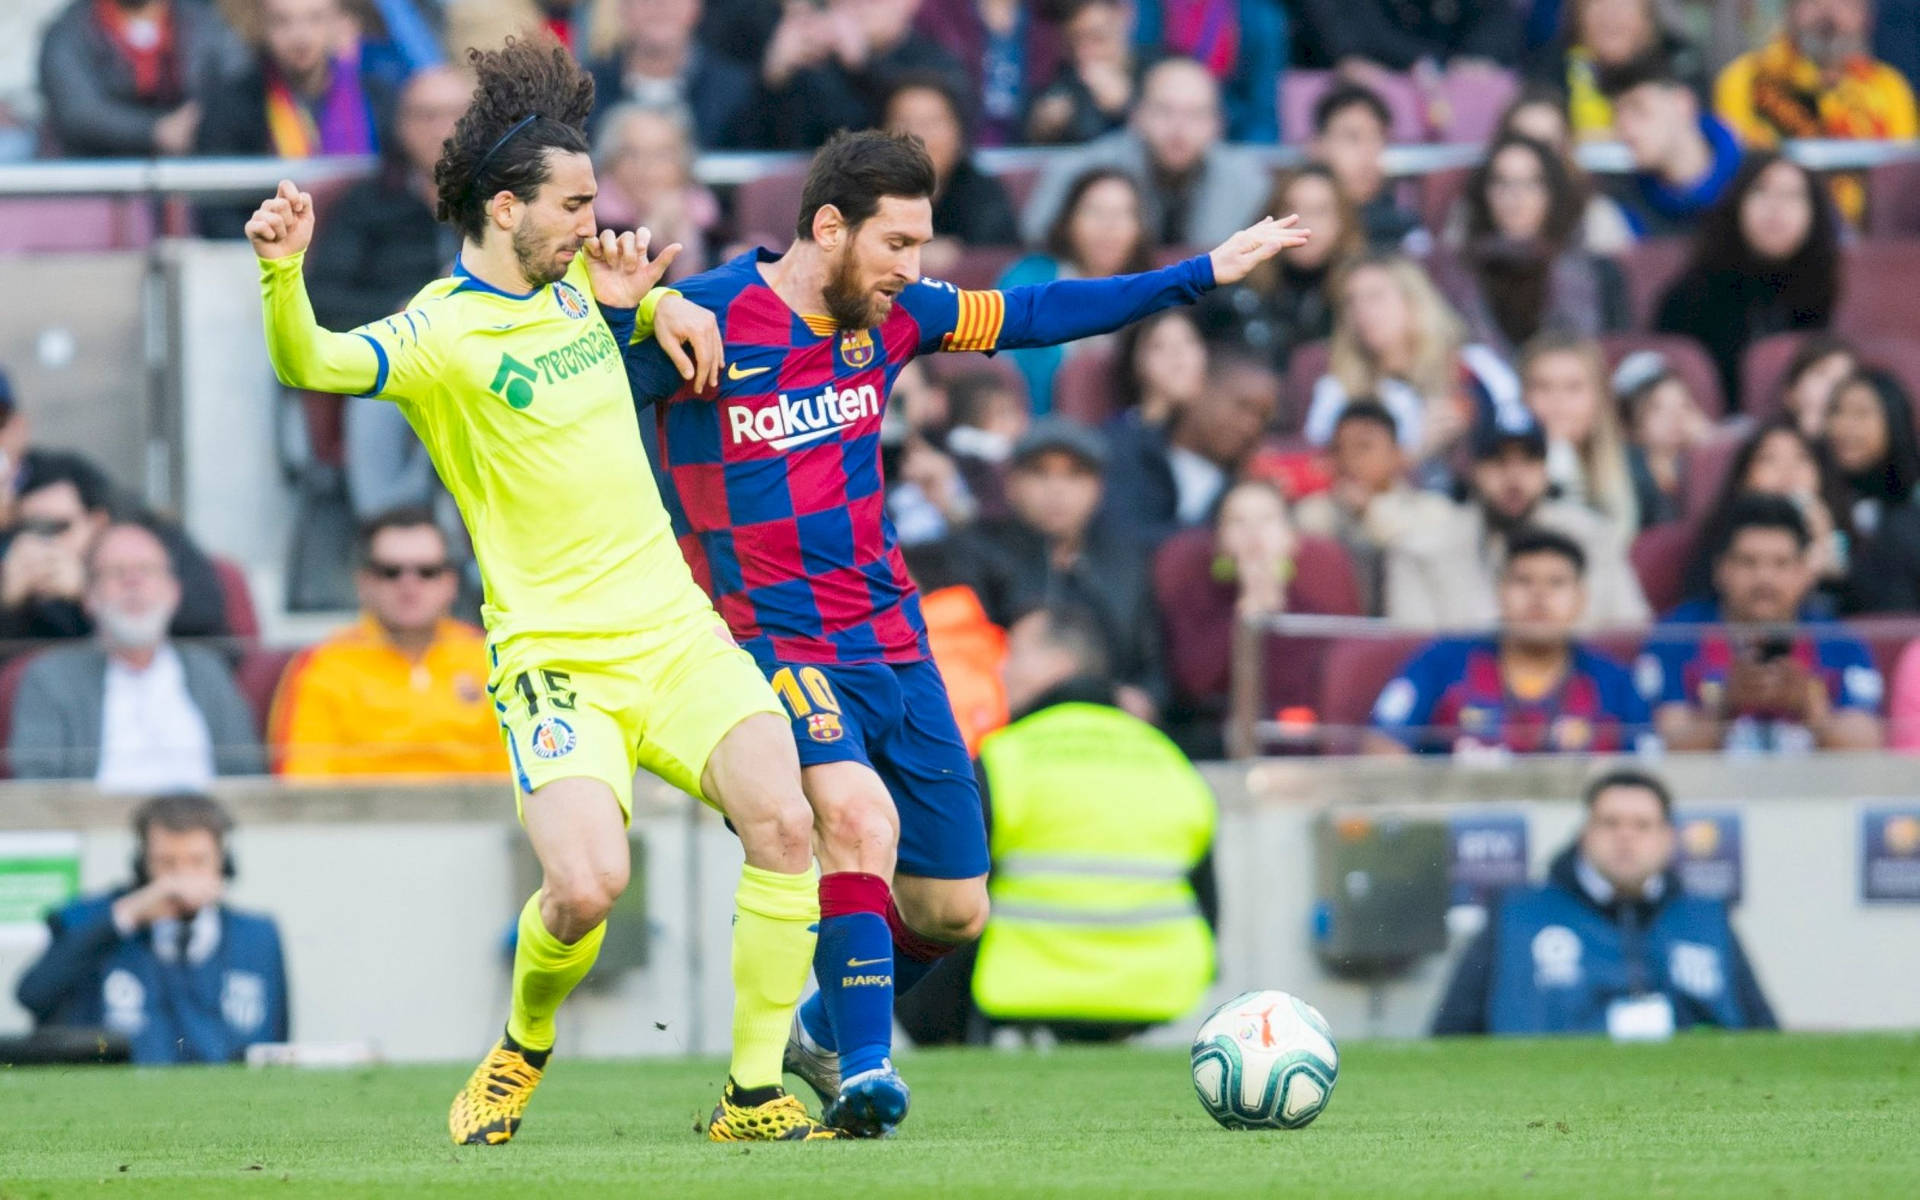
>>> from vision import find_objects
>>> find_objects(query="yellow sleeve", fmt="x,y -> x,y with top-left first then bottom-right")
1713,57 -> 1766,144
635,286 -> 677,342
1882,67 -> 1918,138
260,252 -> 445,402
270,649 -> 345,778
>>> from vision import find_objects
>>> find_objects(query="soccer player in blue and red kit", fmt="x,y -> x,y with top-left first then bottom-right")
616,130 -> 1309,1136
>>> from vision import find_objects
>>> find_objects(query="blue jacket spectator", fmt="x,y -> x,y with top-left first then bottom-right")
1596,50 -> 1744,238
38,0 -> 246,157
15,794 -> 289,1064
1131,0 -> 1287,142
1367,528 -> 1651,757
1433,769 -> 1776,1036
1638,495 -> 1884,754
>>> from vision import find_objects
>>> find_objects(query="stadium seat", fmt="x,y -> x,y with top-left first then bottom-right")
1630,521 -> 1696,615
0,197 -> 155,254
1599,332 -> 1725,420
1617,238 -> 1692,330
731,167 -> 808,247
1835,241 -> 1920,341
1419,166 -> 1471,237
212,558 -> 261,644
1315,633 -> 1428,753
997,164 -> 1042,213
1280,70 -> 1426,145
0,649 -> 43,778
1050,347 -> 1118,425
1282,340 -> 1330,436
235,647 -> 299,744
1681,422 -> 1749,521
944,246 -> 1022,290
1867,159 -> 1920,237
1429,69 -> 1520,144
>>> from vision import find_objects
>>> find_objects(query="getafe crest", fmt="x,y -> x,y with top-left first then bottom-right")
838,329 -> 875,370
554,280 -> 591,320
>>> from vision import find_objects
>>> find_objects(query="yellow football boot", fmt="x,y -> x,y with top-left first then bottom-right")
449,1040 -> 545,1145
706,1080 -> 840,1141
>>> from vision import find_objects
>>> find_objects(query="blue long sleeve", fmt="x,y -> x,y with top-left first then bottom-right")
991,255 -> 1216,350
15,896 -> 120,1023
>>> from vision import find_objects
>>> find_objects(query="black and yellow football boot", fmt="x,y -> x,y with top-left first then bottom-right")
705,1079 -> 840,1141
449,1038 -> 546,1146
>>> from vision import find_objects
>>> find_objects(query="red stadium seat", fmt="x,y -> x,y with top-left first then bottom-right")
1429,69 -> 1519,144
1419,166 -> 1471,237
1681,422 -> 1749,522
1630,522 -> 1696,615
1050,347 -> 1118,425
1617,237 -> 1692,330
1867,159 -> 1920,237
1835,241 -> 1920,341
943,246 -> 1022,290
1315,634 -> 1429,753
1280,70 -> 1426,145
1282,340 -> 1330,437
212,557 -> 261,644
731,168 -> 808,246
235,647 -> 299,744
0,197 -> 155,254
1599,332 -> 1725,420
1742,332 -> 1920,422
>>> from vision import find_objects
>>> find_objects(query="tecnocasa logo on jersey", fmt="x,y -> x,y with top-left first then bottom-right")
726,381 -> 882,451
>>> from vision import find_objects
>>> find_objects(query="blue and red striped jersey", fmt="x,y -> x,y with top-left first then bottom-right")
622,247 -> 1215,666
1371,637 -> 1651,756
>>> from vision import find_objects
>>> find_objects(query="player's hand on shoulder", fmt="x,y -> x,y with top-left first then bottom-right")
652,294 -> 723,393
584,228 -> 682,308
245,179 -> 315,261
1208,214 -> 1311,286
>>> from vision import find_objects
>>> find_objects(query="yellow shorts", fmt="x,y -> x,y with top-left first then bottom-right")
489,610 -> 784,822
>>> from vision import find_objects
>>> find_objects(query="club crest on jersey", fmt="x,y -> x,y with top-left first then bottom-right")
554,280 -> 591,320
838,329 -> 875,369
530,716 -> 577,759
806,713 -> 844,743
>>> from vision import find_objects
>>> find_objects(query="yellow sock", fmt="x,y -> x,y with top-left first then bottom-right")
729,864 -> 820,1090
505,891 -> 606,1053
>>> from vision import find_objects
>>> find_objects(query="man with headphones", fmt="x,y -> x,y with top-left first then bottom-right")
15,793 -> 290,1063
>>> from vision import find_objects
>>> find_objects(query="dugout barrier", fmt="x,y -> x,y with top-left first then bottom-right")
0,754 -> 1916,1060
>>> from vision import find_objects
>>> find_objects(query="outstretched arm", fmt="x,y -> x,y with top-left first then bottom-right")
250,181 -> 386,396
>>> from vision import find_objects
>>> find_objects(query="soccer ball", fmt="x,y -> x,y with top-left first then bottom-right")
1190,990 -> 1339,1130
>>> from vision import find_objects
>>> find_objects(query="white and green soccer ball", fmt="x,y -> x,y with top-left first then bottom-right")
1190,990 -> 1339,1130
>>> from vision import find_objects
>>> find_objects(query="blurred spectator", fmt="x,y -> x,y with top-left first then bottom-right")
445,0 -> 590,57
0,452 -> 229,643
1682,421 -> 1852,604
1309,83 -> 1423,252
1293,400 -> 1452,614
15,793 -> 289,1064
753,0 -> 969,148
1531,0 -> 1703,141
884,361 -> 975,546
0,370 -> 34,528
1024,0 -> 1136,145
998,167 -> 1152,413
1655,153 -> 1841,410
1639,494 -> 1883,753
590,101 -> 719,281
1454,85 -> 1633,254
1875,0 -> 1920,101
1301,255 -> 1525,489
1293,0 -> 1519,71
1382,419 -> 1650,630
1714,0 -> 1916,224
1823,368 -> 1920,612
0,0 -> 70,159
883,73 -> 1019,269
1194,163 -> 1362,370
196,0 -> 393,158
1114,307 -> 1207,425
1432,768 -> 1776,1036
38,0 -> 246,156
952,420 -> 1166,721
1021,56 -> 1264,248
1614,352 -> 1711,529
1103,347 -> 1276,547
897,603 -> 1216,1046
272,508 -> 500,778
346,0 -> 445,92
943,369 -> 1029,519
586,0 -> 759,148
1886,629 -> 1920,749
914,0 -> 1062,146
1367,527 -> 1650,756
1520,333 -> 1639,536
9,521 -> 261,787
1777,334 -> 1858,439
1435,133 -> 1628,358
1131,0 -> 1288,142
1597,50 -> 1745,239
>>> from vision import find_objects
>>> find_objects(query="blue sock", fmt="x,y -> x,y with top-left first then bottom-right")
814,874 -> 895,1078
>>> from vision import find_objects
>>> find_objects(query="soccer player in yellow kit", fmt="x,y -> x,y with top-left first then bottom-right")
246,40 -> 834,1143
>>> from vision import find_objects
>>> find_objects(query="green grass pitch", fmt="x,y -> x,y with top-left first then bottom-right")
2,1034 -> 1915,1198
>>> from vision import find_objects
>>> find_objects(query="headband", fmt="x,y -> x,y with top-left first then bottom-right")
474,113 -> 539,185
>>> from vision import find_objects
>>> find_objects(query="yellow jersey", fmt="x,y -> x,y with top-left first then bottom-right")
259,251 -> 709,645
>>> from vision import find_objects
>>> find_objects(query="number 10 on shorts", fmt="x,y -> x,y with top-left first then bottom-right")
772,666 -> 845,744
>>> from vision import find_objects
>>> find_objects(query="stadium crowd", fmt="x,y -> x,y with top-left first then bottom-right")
6,0 -> 1920,766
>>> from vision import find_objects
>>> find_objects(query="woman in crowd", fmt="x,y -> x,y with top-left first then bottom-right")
1115,308 -> 1209,426
1778,335 -> 1860,440
1464,85 -> 1634,253
1436,133 -> 1628,358
1519,333 -> 1640,536
1025,0 -> 1138,144
998,167 -> 1154,413
1194,163 -> 1364,370
1303,254 -> 1526,488
1614,352 -> 1712,529
590,101 -> 717,282
1684,420 -> 1851,604
1824,369 -> 1920,612
884,73 -> 1020,269
1657,153 -> 1842,411
1529,0 -> 1702,141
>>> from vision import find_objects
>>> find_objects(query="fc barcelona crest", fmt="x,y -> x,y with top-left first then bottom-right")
838,329 -> 875,370
806,712 -> 844,743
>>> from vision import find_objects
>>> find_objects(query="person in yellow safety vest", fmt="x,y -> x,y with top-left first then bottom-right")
895,603 -> 1219,1046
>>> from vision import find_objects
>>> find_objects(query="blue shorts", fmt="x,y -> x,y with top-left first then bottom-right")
764,658 -> 989,880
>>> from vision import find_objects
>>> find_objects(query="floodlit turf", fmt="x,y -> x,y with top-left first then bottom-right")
1,1033 -> 1915,1198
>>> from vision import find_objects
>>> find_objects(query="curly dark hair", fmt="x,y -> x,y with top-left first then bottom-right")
433,37 -> 594,241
